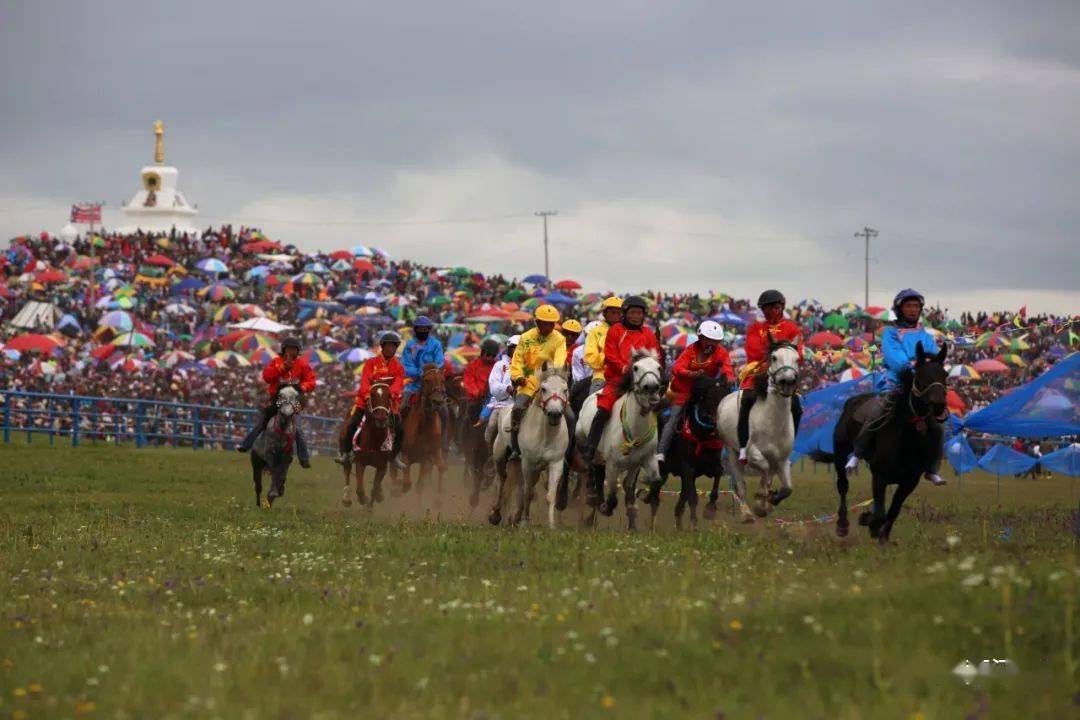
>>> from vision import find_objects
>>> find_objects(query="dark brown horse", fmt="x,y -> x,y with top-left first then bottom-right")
340,382 -> 395,509
832,342 -> 948,543
400,364 -> 447,498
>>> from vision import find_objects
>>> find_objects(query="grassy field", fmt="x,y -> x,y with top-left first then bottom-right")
1,441 -> 1078,719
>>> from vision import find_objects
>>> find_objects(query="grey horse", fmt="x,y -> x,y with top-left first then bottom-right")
251,385 -> 302,508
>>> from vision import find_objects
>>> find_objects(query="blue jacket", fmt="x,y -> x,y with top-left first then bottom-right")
402,336 -> 444,393
876,324 -> 939,392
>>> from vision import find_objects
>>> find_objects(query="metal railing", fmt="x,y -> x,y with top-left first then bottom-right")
0,389 -> 341,454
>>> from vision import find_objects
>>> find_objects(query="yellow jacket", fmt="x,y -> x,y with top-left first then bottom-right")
583,322 -> 609,380
510,327 -> 567,396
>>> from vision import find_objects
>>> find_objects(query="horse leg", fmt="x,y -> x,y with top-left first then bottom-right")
674,468 -> 688,530
835,457 -> 850,537
510,461 -> 530,527
489,457 -> 508,526
770,461 -> 793,506
355,464 -> 367,507
860,474 -> 887,538
623,468 -> 639,532
688,472 -> 700,530
251,457 -> 263,507
371,463 -> 386,505
547,459 -> 566,529
879,477 -> 918,544
703,473 -> 720,520
753,467 -> 770,518
729,456 -> 755,523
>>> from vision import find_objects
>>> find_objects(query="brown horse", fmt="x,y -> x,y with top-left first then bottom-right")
400,364 -> 447,498
340,382 -> 395,509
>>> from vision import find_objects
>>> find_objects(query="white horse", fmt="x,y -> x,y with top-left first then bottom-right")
575,349 -> 664,531
489,365 -> 571,528
717,341 -> 800,521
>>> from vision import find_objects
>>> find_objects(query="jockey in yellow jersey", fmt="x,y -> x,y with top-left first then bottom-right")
508,304 -> 568,459
583,296 -> 623,394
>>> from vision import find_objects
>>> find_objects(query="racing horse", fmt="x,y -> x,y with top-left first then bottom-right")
340,382 -> 395,509
832,341 -> 948,542
716,340 -> 800,522
400,363 -> 448,498
576,349 -> 664,531
251,384 -> 301,508
644,374 -> 731,530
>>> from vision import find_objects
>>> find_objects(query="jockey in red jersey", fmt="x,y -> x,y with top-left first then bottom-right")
462,339 -> 500,402
238,336 -> 317,467
337,331 -> 405,463
736,289 -> 804,463
656,320 -> 733,463
580,295 -> 662,463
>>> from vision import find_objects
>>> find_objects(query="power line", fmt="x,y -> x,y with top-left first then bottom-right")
853,226 -> 878,308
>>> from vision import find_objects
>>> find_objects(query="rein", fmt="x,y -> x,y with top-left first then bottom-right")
908,377 -> 948,424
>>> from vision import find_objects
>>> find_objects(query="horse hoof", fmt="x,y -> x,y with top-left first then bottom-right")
836,518 -> 850,537
769,487 -> 792,506
740,513 -> 756,525
702,502 -> 717,520
372,488 -> 384,504
583,514 -> 596,528
752,504 -> 768,518
488,509 -> 502,526
858,511 -> 873,527
599,503 -> 614,517
356,493 -> 367,506
342,498 -> 352,508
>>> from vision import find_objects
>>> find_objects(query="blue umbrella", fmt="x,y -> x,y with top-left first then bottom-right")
304,262 -> 331,274
711,310 -> 747,328
338,347 -> 375,363
542,292 -> 578,305
352,245 -> 374,257
523,274 -> 548,285
336,291 -> 366,306
245,265 -> 270,280
171,277 -> 206,295
196,258 -> 229,274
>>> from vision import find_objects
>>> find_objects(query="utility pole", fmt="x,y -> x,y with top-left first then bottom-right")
535,210 -> 557,288
854,226 -> 878,308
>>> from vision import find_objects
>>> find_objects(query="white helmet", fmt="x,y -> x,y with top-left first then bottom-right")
507,334 -> 521,347
697,320 -> 724,341
583,320 -> 603,336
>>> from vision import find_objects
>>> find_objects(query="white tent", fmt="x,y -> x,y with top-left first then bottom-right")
227,317 -> 295,333
8,301 -> 59,330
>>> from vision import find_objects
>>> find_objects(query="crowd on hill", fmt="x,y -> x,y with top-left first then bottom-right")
1,226 -> 1076,441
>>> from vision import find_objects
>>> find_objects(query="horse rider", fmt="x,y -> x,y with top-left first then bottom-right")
572,321 -> 602,387
336,331 -> 405,464
559,318 -> 583,354
462,338 -> 500,426
845,288 -> 946,486
583,296 -> 624,395
480,335 -> 519,445
399,315 -> 449,461
580,295 -> 662,464
655,319 -> 733,463
508,304 -> 568,459
736,290 -> 804,464
237,336 -> 316,468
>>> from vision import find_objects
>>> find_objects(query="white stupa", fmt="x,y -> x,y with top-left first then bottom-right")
117,120 -> 201,236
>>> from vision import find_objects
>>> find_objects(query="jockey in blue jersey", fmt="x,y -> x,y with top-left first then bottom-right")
846,289 -> 946,486
397,315 -> 448,467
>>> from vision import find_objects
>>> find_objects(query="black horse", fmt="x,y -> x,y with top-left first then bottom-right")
832,342 -> 948,542
251,384 -> 302,508
645,374 -> 731,529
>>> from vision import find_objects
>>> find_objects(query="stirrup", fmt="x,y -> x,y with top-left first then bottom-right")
924,472 -> 946,486
844,454 -> 859,472
737,447 -> 748,465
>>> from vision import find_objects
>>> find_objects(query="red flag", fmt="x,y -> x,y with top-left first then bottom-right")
70,203 -> 102,224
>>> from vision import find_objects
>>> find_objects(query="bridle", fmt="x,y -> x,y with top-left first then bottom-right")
766,342 -> 799,398
367,382 -> 392,422
632,365 -> 663,410
909,372 -> 948,421
421,367 -> 447,408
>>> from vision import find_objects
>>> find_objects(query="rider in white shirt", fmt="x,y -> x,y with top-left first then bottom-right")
482,335 -> 519,446
572,320 -> 602,384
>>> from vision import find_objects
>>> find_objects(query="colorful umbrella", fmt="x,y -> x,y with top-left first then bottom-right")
160,350 -> 195,367
299,348 -> 336,365
807,331 -> 845,348
247,347 -> 277,366
99,310 -> 134,332
822,313 -> 849,330
198,283 -> 235,301
351,245 -> 374,257
554,279 -> 581,290
211,350 -> 251,367
5,333 -> 63,354
234,333 -> 276,353
948,365 -> 981,380
997,353 -> 1026,367
196,258 -> 229,274
112,331 -> 155,348
338,347 -> 376,363
292,272 -> 322,286
972,358 -> 1009,374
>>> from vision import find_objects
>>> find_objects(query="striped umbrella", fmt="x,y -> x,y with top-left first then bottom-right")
338,347 -> 376,363
292,272 -> 323,286
112,331 -> 155,348
666,331 -> 697,349
299,347 -> 336,365
211,350 -> 251,367
997,353 -> 1026,367
99,310 -> 135,332
160,350 -> 195,367
948,365 -> 981,380
234,333 -> 276,353
352,245 -> 374,257
197,258 -> 229,274
198,283 -> 235,301
247,347 -> 277,366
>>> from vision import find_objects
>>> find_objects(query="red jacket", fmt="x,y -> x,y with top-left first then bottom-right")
355,354 -> 405,410
462,356 -> 495,401
263,356 -> 318,397
668,342 -> 733,405
603,322 -> 662,384
741,319 -> 804,389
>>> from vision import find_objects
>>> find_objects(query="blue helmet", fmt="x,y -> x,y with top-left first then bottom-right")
892,289 -> 925,312
413,316 -> 434,329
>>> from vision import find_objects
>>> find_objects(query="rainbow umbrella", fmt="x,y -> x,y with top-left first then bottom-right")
1006,338 -> 1030,351
997,353 -> 1026,367
247,347 -> 277,366
199,283 -> 235,301
160,350 -> 195,367
666,331 -> 696,349
112,331 -> 155,348
948,365 -> 981,380
99,310 -> 134,332
975,332 -> 1005,348
234,333 -> 276,353
113,284 -> 138,297
211,350 -> 251,367
197,258 -> 229,274
299,347 -> 336,365
838,367 -> 866,382
292,272 -> 322,286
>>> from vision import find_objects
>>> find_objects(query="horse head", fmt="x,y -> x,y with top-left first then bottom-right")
767,341 -> 800,397
420,363 -> 447,407
537,362 -> 569,427
367,382 -> 392,427
628,348 -> 663,409
276,384 -> 302,418
913,341 -> 949,421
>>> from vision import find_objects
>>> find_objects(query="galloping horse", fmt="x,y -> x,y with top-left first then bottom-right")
832,342 -> 948,542
400,363 -> 447,497
645,375 -> 731,530
576,349 -> 664,531
340,382 -> 395,509
459,396 -> 492,508
717,340 -> 800,521
251,384 -> 301,508
489,364 -> 571,528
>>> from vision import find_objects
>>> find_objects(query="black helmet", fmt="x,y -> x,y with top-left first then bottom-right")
281,337 -> 302,351
378,331 -> 402,346
622,295 -> 648,312
892,288 -> 925,312
480,339 -> 500,356
757,289 -> 786,308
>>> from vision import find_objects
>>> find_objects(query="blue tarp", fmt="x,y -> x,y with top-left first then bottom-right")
1040,444 -> 1080,477
794,373 -> 882,457
961,353 -> 1079,438
945,434 -> 979,474
976,444 -> 1036,475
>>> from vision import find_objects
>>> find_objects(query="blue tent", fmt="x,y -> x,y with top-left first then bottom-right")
977,444 -> 1036,475
793,373 -> 882,457
961,353 -> 1079,437
1040,444 -> 1080,476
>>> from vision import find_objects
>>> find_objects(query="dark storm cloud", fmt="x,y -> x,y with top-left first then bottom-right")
1,1 -> 1078,311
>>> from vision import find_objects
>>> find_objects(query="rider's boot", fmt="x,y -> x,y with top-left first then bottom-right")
656,404 -> 684,465
237,406 -> 273,452
581,408 -> 611,465
337,408 -> 362,464
392,407 -> 408,469
508,406 -> 525,460
848,395 -> 890,471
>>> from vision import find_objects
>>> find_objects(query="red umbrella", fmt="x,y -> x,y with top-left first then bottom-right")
144,254 -> 175,267
329,250 -> 353,261
241,240 -> 282,253
807,331 -> 845,348
353,259 -> 376,273
555,279 -> 581,290
946,389 -> 966,416
34,269 -> 69,284
90,344 -> 118,361
6,333 -> 64,353
972,358 -> 1009,374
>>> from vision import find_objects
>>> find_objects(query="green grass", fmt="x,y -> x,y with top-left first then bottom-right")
1,441 -> 1078,718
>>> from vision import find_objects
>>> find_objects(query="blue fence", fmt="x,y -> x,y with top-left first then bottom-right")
0,389 -> 341,454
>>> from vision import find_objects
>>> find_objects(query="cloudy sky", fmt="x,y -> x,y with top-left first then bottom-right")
2,1 -> 1078,313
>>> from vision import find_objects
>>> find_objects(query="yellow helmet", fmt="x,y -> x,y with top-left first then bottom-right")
560,319 -> 583,333
601,296 -> 623,309
534,304 -> 560,322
